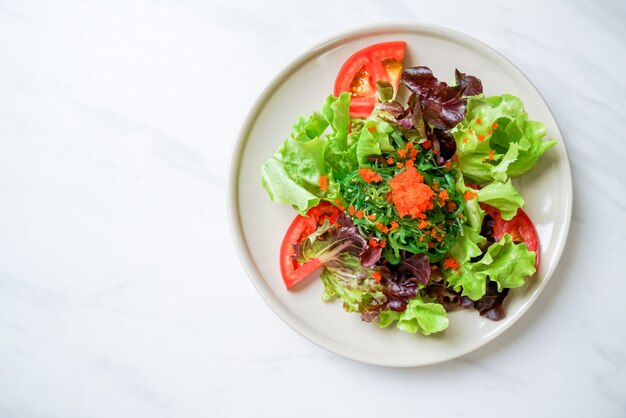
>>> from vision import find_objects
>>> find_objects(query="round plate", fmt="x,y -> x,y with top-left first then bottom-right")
228,23 -> 572,367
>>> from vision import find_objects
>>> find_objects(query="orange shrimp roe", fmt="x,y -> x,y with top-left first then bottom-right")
443,258 -> 461,270
318,175 -> 328,191
389,167 -> 434,219
463,190 -> 478,201
358,168 -> 382,184
376,222 -> 389,233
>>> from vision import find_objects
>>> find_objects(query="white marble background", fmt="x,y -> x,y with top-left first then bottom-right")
1,0 -> 625,417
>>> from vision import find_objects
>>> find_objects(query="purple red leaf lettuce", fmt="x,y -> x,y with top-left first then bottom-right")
401,66 -> 483,130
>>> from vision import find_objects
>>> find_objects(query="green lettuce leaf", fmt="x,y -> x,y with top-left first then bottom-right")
260,157 -> 321,212
455,174 -> 484,233
452,94 -> 556,183
261,93 -> 351,212
475,234 -> 537,291
378,296 -> 449,336
445,226 -> 488,300
355,128 -> 381,165
476,179 -> 525,220
443,232 -> 537,300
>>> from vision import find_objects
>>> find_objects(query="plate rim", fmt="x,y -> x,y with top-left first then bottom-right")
227,22 -> 573,367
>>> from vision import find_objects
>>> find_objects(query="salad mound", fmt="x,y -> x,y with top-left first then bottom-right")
260,41 -> 556,336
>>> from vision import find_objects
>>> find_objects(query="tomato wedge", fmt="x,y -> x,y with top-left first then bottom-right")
280,202 -> 341,289
334,41 -> 406,118
483,205 -> 541,269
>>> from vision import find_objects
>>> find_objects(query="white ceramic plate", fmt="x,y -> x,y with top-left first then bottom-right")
228,23 -> 572,367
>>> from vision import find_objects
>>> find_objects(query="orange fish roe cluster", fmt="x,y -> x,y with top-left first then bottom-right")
393,142 -> 420,170
358,168 -> 382,184
366,213 -> 376,221
463,190 -> 478,201
318,175 -> 328,191
355,209 -> 364,219
390,221 -> 399,230
477,134 -> 485,142
475,118 -> 482,125
439,190 -> 449,201
488,149 -> 495,160
389,167 -> 435,219
376,222 -> 389,233
348,205 -> 355,215
386,157 -> 394,165
443,258 -> 461,270
447,201 -> 457,212
492,122 -> 499,129
418,219 -> 429,229
369,238 -> 387,248
430,228 -> 441,242
372,271 -> 382,282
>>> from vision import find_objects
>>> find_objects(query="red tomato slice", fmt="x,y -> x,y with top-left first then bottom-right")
280,202 -> 341,289
334,41 -> 406,118
483,205 -> 541,269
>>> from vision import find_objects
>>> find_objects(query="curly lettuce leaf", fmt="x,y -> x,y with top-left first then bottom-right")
453,94 -> 556,183
475,179 -> 525,221
260,157 -> 321,212
319,254 -> 386,313
400,66 -> 483,130
474,234 -> 537,291
455,174 -> 484,233
378,296 -> 449,335
444,232 -> 537,300
295,215 -> 381,268
445,226 -> 488,300
261,93 -> 352,212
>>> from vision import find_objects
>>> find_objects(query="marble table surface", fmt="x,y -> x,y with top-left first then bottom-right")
1,1 -> 625,417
